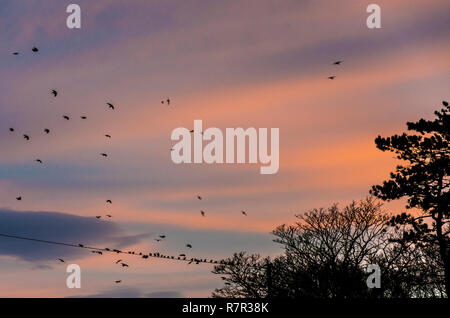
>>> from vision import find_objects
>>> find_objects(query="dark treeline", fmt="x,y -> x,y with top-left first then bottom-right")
212,101 -> 449,298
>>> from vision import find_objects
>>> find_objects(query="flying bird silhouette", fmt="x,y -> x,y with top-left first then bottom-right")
81,116 -> 87,119
23,134 -> 30,140
35,159 -> 43,164
58,258 -> 65,263
51,90 -> 58,97
333,61 -> 343,65
166,98 -> 170,105
159,235 -> 166,239
186,244 -> 192,248
328,76 -> 336,80
78,244 -> 84,247
241,210 -> 247,216
32,47 -> 39,52
200,210 -> 205,217
13,52 -> 19,55
443,101 -> 448,106
106,214 -> 112,218
63,115 -> 70,120
16,196 -> 22,201
106,200 -> 112,204
95,216 -> 101,219
100,153 -> 108,157
115,280 -> 121,283
107,103 -> 115,110
115,259 -> 122,264
44,129 -> 50,134
121,263 -> 129,267
105,134 -> 111,138
197,195 -> 202,200
9,128 -> 14,132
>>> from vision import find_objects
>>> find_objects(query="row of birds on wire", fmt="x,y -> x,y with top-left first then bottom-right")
0,232 -> 234,285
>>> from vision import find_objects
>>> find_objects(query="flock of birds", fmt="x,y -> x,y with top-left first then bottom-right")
9,88 -> 117,184
7,47 -> 344,285
6,45 -> 253,284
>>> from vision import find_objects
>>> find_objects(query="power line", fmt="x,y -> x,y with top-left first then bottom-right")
0,232 -> 229,265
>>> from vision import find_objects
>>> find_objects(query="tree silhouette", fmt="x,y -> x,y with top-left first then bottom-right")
370,100 -> 449,296
212,198 -> 444,298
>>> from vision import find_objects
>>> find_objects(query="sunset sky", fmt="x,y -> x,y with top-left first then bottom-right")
0,0 -> 449,297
